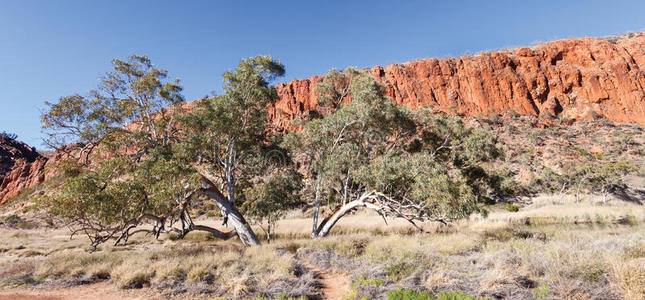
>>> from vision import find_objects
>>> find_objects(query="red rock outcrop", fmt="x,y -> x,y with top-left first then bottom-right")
269,33 -> 645,128
0,135 -> 47,205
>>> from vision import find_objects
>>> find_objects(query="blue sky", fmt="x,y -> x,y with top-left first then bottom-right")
1,0 -> 644,148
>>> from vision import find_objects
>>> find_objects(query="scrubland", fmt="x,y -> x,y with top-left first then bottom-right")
1,194 -> 643,300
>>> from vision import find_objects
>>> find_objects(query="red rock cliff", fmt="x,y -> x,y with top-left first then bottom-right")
269,34 -> 645,128
0,135 -> 48,205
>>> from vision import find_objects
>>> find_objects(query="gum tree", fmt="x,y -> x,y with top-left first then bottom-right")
178,56 -> 286,245
286,69 -> 500,238
41,55 -> 286,248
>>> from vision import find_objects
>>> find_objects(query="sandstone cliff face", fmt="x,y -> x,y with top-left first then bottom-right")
270,34 -> 645,128
0,135 -> 47,205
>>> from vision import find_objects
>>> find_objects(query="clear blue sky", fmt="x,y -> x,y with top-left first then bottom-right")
1,0 -> 644,149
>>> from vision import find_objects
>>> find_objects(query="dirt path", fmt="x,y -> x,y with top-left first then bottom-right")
0,281 -> 162,300
302,261 -> 352,300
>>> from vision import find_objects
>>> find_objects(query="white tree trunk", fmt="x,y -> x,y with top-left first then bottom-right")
311,178 -> 323,239
200,176 -> 260,246
315,196 -> 384,238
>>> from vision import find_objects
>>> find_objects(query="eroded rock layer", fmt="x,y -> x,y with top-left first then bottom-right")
0,136 -> 47,205
270,34 -> 645,128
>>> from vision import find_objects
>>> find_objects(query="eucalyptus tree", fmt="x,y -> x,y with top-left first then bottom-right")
241,167 -> 303,243
284,68 -> 414,238
286,68 -> 500,238
568,159 -> 634,203
176,55 -> 286,245
41,55 -> 197,248
40,55 -> 285,248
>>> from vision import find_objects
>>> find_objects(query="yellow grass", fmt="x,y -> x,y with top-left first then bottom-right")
1,193 -> 643,299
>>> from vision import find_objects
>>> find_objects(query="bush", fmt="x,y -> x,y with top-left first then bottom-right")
505,203 -> 519,212
386,261 -> 414,281
436,291 -> 484,300
387,289 -> 484,300
611,258 -> 645,299
352,277 -> 385,289
387,288 -> 435,300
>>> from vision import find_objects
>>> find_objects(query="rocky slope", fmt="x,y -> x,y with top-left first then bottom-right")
2,32 -> 645,205
270,32 -> 645,128
0,135 -> 48,205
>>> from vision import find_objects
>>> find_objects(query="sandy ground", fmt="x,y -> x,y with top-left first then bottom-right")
301,261 -> 351,300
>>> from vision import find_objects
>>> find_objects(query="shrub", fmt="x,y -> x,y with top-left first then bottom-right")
533,283 -> 551,298
479,196 -> 495,205
387,288 -> 435,300
505,203 -> 519,212
610,258 -> 645,299
352,277 -> 385,289
386,261 -> 414,281
436,291 -> 484,300
387,289 -> 484,300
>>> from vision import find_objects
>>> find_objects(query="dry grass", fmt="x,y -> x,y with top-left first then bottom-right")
610,257 -> 645,299
0,236 -> 316,298
1,194 -> 643,299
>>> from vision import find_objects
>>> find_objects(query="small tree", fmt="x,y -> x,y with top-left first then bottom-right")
586,160 -> 634,203
242,168 -> 302,243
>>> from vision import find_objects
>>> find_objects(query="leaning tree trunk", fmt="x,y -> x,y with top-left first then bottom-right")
200,176 -> 261,246
314,198 -> 384,238
312,191 -> 431,238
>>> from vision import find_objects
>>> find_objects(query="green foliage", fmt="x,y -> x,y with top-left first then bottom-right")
479,196 -> 495,205
585,160 -> 635,195
287,68 -> 501,234
505,203 -> 519,212
352,277 -> 385,289
572,146 -> 592,158
533,283 -> 551,299
41,55 -> 290,247
178,56 -> 285,205
435,291 -> 484,300
387,288 -> 435,300
42,55 -> 183,150
39,55 -> 199,246
387,289 -> 484,300
386,260 -> 414,281
242,168 -> 303,238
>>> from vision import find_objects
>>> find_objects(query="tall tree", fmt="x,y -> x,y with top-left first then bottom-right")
41,55 -> 285,248
178,55 -> 286,245
286,69 -> 499,238
41,55 -> 196,248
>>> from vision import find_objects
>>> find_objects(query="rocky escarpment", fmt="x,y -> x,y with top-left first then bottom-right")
0,135 -> 48,205
270,33 -> 645,128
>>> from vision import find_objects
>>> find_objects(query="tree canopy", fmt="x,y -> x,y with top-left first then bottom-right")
285,68 -> 500,238
40,55 -> 288,248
